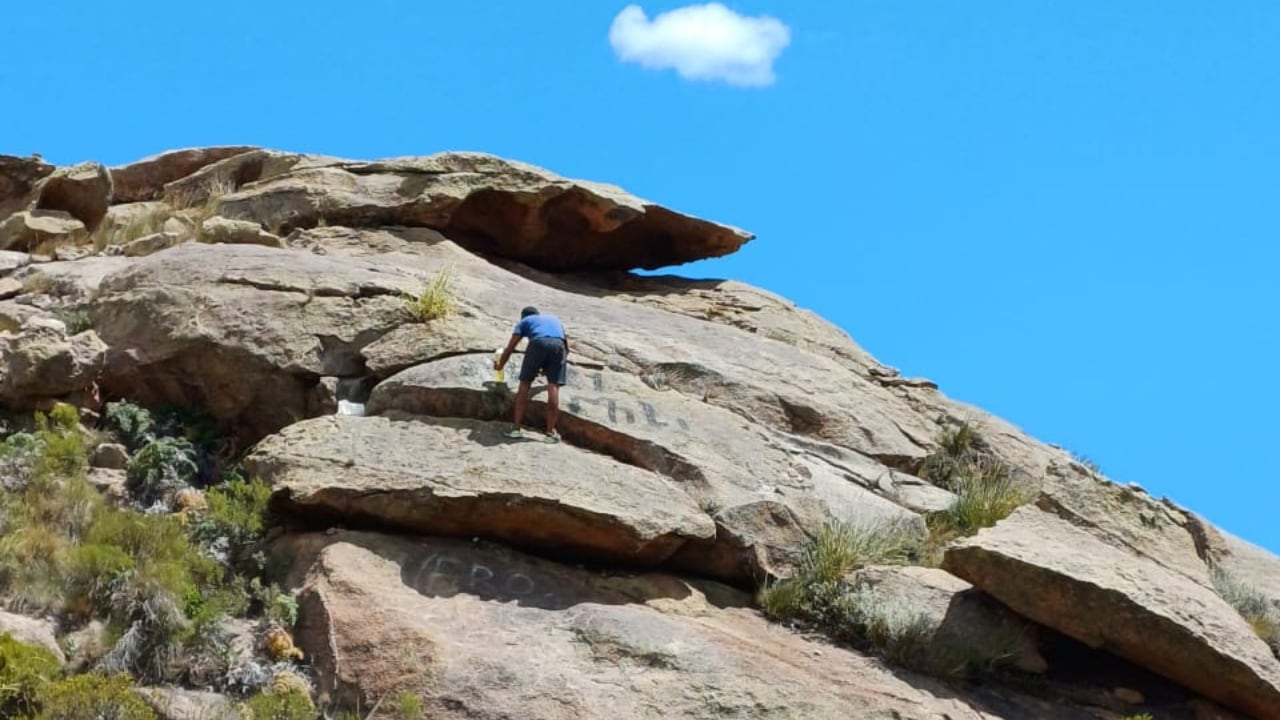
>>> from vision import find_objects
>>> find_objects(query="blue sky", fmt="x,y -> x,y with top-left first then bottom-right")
5,2 -> 1278,551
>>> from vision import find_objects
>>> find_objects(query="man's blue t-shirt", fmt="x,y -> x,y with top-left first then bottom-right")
513,313 -> 565,341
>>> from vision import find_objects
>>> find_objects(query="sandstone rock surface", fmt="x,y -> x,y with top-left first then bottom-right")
110,146 -> 258,203
246,414 -> 716,566
0,154 -> 54,218
943,506 -> 1280,720
852,565 -> 1047,674
0,609 -> 64,662
216,152 -> 753,271
0,210 -> 88,252
0,322 -> 107,407
275,531 -> 1104,720
34,161 -> 112,230
7,146 -> 1279,720
368,353 -> 927,582
199,216 -> 282,247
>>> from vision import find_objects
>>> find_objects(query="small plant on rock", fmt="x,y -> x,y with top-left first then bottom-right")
757,518 -> 920,625
393,690 -> 424,720
916,422 -> 1031,563
404,266 -> 456,322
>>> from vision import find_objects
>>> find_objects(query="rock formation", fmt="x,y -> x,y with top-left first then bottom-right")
0,146 -> 1277,719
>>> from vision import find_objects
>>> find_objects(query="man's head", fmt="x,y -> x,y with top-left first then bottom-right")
521,306 -> 539,318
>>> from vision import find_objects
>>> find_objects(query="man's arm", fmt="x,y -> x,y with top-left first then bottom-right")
496,334 -> 521,369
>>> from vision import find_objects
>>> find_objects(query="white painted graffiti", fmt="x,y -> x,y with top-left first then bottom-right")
409,553 -> 559,606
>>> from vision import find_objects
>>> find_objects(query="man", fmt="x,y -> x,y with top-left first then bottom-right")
495,306 -> 569,440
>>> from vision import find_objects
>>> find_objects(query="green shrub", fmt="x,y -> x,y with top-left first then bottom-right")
55,308 -> 95,335
127,436 -> 198,505
192,475 -> 273,575
103,401 -> 155,453
32,672 -> 157,720
242,681 -> 315,720
0,633 -> 61,716
33,403 -> 88,483
404,266 -> 456,322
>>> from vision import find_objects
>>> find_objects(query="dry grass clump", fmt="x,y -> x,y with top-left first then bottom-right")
403,266 -> 457,322
916,422 -> 1031,564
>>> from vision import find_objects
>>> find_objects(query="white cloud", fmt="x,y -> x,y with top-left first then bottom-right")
609,4 -> 791,87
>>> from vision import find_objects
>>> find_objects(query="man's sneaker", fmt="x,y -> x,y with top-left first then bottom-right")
504,426 -> 525,439
546,430 -> 561,443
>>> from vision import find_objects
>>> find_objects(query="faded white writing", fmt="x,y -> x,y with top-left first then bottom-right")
409,553 -> 557,606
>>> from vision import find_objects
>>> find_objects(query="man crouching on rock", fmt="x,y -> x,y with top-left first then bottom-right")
495,306 -> 569,441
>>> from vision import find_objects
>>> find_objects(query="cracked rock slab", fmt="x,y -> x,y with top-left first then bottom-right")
216,151 -> 753,272
943,506 -> 1280,720
245,414 -> 716,565
273,530 -> 1097,720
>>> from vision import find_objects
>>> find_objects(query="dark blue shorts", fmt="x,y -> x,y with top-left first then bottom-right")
520,336 -> 567,385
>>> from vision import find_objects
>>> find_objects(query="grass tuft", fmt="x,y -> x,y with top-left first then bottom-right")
916,422 -> 1031,564
403,266 -> 456,322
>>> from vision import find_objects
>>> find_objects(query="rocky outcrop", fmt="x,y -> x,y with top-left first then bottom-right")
368,353 -> 927,582
91,243 -> 416,439
0,154 -> 55,219
943,506 -> 1280,720
0,210 -> 88,252
215,152 -> 753,272
34,161 -> 112,231
109,146 -> 258,203
6,146 -> 1279,720
275,531 -> 1108,720
245,414 -> 715,566
0,319 -> 107,407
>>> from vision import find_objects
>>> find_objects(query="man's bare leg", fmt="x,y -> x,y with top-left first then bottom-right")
513,380 -> 533,429
546,383 -> 561,436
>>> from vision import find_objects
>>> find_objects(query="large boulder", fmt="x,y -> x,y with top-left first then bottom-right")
0,154 -> 55,218
367,353 -> 927,582
109,146 -> 259,203
0,319 -> 107,407
216,152 -> 754,272
273,530 -> 1102,720
943,506 -> 1280,720
0,210 -> 88,252
91,243 -> 419,440
34,161 -> 113,231
244,413 -> 715,566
